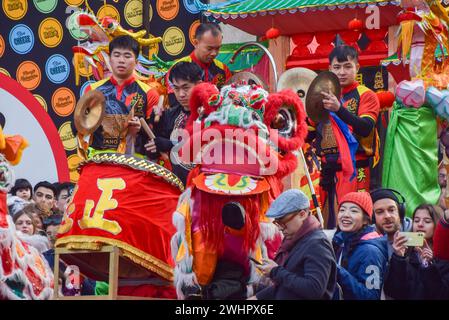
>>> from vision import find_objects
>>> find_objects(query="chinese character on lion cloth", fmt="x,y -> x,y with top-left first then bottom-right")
170,81 -> 308,299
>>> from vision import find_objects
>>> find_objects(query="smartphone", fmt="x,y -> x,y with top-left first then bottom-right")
399,232 -> 425,247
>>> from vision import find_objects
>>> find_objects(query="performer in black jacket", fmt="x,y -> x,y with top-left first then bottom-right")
146,62 -> 203,185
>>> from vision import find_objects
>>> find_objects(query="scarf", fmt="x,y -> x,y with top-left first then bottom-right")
274,215 -> 321,266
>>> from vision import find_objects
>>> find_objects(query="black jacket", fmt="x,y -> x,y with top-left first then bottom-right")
256,229 -> 337,300
384,250 -> 449,300
148,103 -> 190,185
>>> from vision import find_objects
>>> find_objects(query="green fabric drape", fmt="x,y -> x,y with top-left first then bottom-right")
216,41 -> 268,72
382,102 -> 440,217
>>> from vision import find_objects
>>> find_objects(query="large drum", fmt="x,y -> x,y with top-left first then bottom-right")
55,153 -> 184,283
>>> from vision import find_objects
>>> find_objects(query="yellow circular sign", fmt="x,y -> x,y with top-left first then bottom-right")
16,61 -> 41,90
97,4 -> 120,24
157,0 -> 179,21
124,0 -> 154,27
33,94 -> 48,112
67,154 -> 83,183
163,27 -> 185,56
73,54 -> 93,77
3,0 -> 28,20
0,68 -> 11,77
38,18 -> 63,48
0,34 -> 5,58
59,121 -> 77,151
64,0 -> 84,6
52,87 -> 76,116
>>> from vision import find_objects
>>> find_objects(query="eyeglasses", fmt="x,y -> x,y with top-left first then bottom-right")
273,211 -> 300,229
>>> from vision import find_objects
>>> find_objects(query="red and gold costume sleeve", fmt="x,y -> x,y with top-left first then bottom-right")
146,88 -> 160,119
357,87 -> 380,124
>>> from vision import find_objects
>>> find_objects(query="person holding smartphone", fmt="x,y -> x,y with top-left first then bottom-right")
248,189 -> 337,300
383,204 -> 448,299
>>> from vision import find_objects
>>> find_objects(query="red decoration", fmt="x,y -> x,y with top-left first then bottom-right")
314,31 -> 335,57
348,18 -> 363,32
265,27 -> 281,40
339,30 -> 361,53
292,33 -> 314,46
291,33 -> 314,58
364,28 -> 388,53
376,91 -> 395,110
396,11 -> 422,23
57,162 -> 181,281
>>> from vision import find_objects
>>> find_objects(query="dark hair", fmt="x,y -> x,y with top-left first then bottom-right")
329,45 -> 358,64
169,61 -> 203,84
195,23 -> 222,40
109,35 -> 139,58
34,181 -> 57,198
10,178 -> 33,197
44,213 -> 63,229
412,204 -> 443,227
56,182 -> 75,199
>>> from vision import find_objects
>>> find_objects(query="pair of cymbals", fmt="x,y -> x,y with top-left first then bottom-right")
277,68 -> 341,123
74,90 -> 106,135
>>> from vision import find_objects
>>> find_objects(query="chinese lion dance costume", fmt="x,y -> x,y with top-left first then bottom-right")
170,82 -> 308,299
0,124 -> 54,300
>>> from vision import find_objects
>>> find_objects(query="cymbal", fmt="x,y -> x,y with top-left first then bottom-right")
277,67 -> 317,106
74,90 -> 106,135
305,71 -> 341,123
227,71 -> 268,91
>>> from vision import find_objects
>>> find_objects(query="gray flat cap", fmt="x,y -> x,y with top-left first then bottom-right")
266,189 -> 310,219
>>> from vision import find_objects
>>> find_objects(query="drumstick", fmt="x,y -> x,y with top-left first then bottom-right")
139,117 -> 156,139
154,95 -> 165,123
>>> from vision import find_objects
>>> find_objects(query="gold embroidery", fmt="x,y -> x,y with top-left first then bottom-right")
357,168 -> 366,183
55,235 -> 173,281
346,98 -> 358,114
80,152 -> 184,191
321,122 -> 338,152
78,178 -> 125,235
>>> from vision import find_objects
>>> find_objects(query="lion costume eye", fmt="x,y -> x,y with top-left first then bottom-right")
271,106 -> 296,138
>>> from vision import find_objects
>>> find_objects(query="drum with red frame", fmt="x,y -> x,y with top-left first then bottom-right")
55,153 -> 184,283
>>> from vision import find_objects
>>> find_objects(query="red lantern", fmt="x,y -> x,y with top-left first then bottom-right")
266,27 -> 280,40
348,18 -> 363,32
292,33 -> 314,46
314,31 -> 335,57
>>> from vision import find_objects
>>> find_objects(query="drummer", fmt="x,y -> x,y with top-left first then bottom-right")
145,62 -> 203,185
80,35 -> 160,158
167,22 -> 232,90
308,45 -> 380,228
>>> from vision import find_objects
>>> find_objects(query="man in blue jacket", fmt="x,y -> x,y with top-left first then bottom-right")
250,189 -> 337,300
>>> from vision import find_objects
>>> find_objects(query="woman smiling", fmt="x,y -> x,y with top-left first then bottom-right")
332,192 -> 388,300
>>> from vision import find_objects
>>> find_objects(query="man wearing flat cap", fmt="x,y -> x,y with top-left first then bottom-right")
249,189 -> 337,300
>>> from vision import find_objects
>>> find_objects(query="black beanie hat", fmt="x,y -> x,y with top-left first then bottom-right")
370,188 -> 404,220
371,189 -> 399,204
